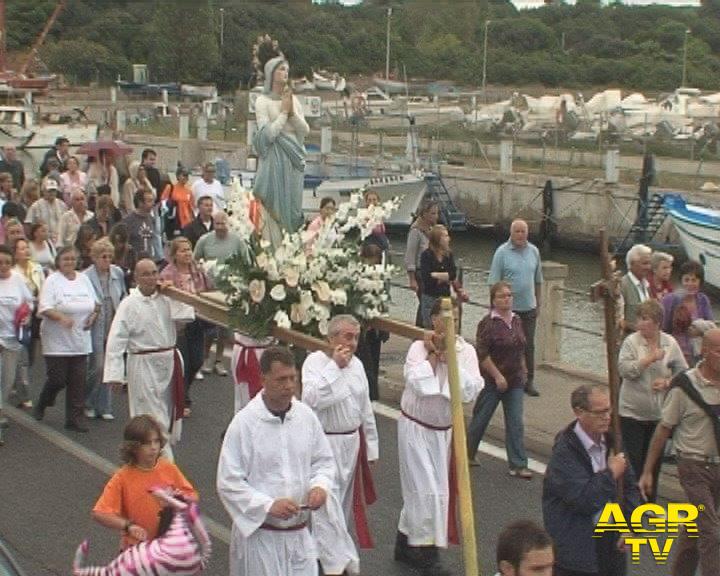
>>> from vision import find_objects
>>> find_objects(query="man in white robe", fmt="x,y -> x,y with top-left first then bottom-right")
302,315 -> 379,576
104,259 -> 195,461
217,346 -> 335,576
395,300 -> 484,576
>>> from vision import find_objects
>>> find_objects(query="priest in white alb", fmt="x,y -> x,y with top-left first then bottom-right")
103,259 -> 195,461
395,298 -> 484,576
301,314 -> 379,576
217,346 -> 336,576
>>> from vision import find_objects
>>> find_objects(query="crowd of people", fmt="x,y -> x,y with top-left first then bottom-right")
2,135 -> 720,576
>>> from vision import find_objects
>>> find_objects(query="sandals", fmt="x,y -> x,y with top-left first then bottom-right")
509,468 -> 533,480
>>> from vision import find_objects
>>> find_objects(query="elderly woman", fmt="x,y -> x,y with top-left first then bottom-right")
467,281 -> 532,478
0,245 -> 34,429
396,297 -> 483,573
28,221 -> 56,272
83,237 -> 127,420
418,224 -> 466,329
648,251 -> 673,301
619,299 -> 686,500
662,260 -> 714,366
19,179 -> 40,213
34,246 -> 99,432
12,238 -> 44,409
159,237 -> 211,416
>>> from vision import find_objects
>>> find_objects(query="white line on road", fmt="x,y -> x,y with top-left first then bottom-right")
6,399 -> 547,548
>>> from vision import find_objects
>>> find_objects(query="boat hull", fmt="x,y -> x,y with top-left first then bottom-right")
664,193 -> 720,289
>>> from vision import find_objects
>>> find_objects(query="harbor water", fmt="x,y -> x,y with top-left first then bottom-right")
386,231 -> 717,376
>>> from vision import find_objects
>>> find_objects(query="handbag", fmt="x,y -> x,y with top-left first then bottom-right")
14,302 -> 32,347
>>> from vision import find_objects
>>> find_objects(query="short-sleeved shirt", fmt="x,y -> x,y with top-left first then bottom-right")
0,272 -> 34,350
39,271 -> 98,355
93,459 -> 197,548
487,240 -> 543,312
661,365 -> 720,458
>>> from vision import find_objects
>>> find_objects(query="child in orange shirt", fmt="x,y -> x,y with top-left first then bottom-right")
92,415 -> 197,549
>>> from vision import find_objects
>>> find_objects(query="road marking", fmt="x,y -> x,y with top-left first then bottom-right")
4,406 -> 232,545
6,397 -> 547,548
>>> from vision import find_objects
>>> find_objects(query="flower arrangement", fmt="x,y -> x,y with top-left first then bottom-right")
212,180 -> 400,339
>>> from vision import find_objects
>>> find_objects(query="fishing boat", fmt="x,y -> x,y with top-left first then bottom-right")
663,193 -> 720,288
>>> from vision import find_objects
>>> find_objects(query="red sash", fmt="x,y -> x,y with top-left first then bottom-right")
354,427 -> 377,549
234,341 -> 269,400
400,409 -> 459,545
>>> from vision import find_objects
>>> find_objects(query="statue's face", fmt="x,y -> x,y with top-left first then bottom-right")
273,63 -> 289,85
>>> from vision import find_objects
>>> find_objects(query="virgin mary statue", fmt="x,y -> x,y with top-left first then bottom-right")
252,54 -> 309,246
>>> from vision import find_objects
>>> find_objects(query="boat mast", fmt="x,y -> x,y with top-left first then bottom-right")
18,0 -> 66,77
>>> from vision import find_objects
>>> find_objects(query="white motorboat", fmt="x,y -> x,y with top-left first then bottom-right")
663,193 -> 720,289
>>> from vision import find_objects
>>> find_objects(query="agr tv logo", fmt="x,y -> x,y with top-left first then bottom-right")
594,503 -> 701,564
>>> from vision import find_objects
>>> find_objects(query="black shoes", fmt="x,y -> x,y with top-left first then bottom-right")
32,403 -> 45,421
525,384 -> 540,397
394,531 -> 453,576
64,422 -> 89,433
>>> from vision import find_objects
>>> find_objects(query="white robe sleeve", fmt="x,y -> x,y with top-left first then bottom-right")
301,352 -> 352,410
168,297 -> 195,324
359,367 -> 379,461
308,412 -> 336,494
457,341 -> 484,403
216,415 -> 275,538
403,341 -> 443,397
103,299 -> 131,383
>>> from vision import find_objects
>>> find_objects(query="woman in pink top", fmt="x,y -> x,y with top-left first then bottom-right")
159,237 -> 211,416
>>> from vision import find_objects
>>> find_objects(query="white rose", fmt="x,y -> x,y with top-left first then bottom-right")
249,279 -> 266,303
284,268 -> 300,288
318,318 -> 329,336
329,289 -> 347,306
312,280 -> 332,302
256,252 -> 268,269
270,284 -> 287,302
274,310 -> 291,329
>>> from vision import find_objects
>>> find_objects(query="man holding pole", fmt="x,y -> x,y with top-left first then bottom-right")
542,384 -> 640,576
395,298 -> 483,576
301,314 -> 378,576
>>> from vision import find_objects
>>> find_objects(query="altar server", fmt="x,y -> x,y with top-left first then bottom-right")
302,314 -> 379,575
395,298 -> 484,576
103,258 -> 195,461
218,346 -> 335,576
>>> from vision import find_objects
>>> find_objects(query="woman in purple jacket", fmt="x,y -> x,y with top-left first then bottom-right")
466,281 -> 531,479
661,260 -> 713,366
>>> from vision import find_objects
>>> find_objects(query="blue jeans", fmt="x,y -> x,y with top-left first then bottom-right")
466,385 -> 528,470
85,349 -> 112,415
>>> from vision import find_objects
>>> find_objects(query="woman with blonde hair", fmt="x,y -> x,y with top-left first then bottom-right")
159,237 -> 211,416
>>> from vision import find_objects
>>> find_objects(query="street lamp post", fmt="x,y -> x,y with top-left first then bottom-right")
681,28 -> 690,87
482,20 -> 491,98
385,7 -> 392,81
220,8 -> 225,48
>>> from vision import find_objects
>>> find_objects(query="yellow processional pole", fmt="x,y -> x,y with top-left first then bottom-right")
441,297 -> 480,576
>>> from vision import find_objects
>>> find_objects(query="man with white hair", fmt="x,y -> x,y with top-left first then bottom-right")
620,243 -> 652,335
301,314 -> 379,576
488,219 -> 543,396
57,189 -> 93,247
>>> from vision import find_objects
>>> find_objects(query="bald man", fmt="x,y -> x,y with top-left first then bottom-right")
104,259 -> 195,461
639,328 -> 720,576
488,219 -> 543,396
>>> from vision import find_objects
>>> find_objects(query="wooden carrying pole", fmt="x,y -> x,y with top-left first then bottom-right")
598,229 -> 624,499
442,298 -> 480,576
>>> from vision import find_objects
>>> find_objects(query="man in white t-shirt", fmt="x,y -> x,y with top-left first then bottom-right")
191,162 -> 225,213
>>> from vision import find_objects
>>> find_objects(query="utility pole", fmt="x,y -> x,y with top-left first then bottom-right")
385,7 -> 392,80
482,20 -> 491,99
681,29 -> 690,87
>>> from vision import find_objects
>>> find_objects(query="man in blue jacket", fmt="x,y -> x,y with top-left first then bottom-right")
542,384 -> 641,576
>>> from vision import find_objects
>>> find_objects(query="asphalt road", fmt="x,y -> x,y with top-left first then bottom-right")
0,361 -> 674,576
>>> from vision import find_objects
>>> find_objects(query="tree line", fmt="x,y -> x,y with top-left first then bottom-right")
7,0 -> 720,93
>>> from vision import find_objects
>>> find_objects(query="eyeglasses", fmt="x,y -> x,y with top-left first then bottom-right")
583,408 -> 611,417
